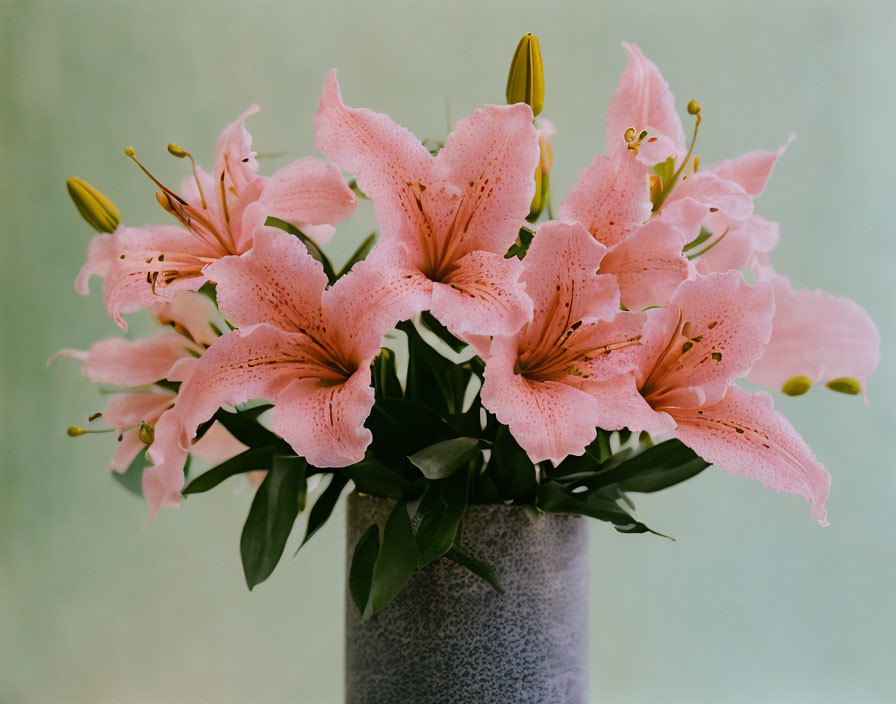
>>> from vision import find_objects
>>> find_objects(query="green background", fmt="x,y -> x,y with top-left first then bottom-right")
2,0 -> 893,701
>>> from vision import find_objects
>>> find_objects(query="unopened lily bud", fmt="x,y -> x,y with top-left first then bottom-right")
825,377 -> 862,395
138,421 -> 155,445
506,33 -> 544,117
66,177 -> 120,233
781,375 -> 813,397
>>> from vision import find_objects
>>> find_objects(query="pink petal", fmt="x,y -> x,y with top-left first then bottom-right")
104,390 -> 176,429
75,233 -> 116,295
604,43 -> 686,162
144,410 -> 189,521
585,374 -> 676,433
314,70 -> 434,248
214,105 -> 261,203
692,215 -> 779,276
52,334 -> 193,387
672,384 -> 830,524
559,147 -> 652,249
569,311 -> 649,382
269,369 -> 375,467
111,429 -> 147,473
436,103 -> 540,256
150,290 -> 222,349
658,171 -> 754,241
480,336 -> 606,465
430,250 -> 533,336
205,226 -> 328,332
191,422 -> 248,466
172,325 -> 313,450
323,243 -> 431,362
600,219 -> 689,310
102,225 -> 220,330
255,157 -> 357,246
746,276 -> 880,391
706,136 -> 793,197
521,220 -> 618,325
653,271 -> 774,407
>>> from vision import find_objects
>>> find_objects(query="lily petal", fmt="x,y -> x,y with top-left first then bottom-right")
205,226 -> 329,332
481,336 -> 605,465
75,233 -> 116,295
673,384 -> 831,525
269,370 -> 375,468
604,43 -> 686,163
430,250 -> 532,336
746,275 -> 880,392
600,219 -> 689,310
256,157 -> 357,246
559,147 -> 652,249
314,70 -> 434,248
49,334 -> 194,387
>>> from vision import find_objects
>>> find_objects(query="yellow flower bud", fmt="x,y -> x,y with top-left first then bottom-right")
66,177 -> 121,233
825,377 -> 862,395
506,33 -> 545,117
781,375 -> 813,397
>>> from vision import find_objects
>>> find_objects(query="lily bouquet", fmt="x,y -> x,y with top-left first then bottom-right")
57,35 -> 879,615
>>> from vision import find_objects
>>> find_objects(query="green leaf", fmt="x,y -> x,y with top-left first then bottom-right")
536,481 -> 669,538
399,321 -> 471,417
368,501 -> 420,616
265,216 -> 337,283
240,450 -> 307,590
412,468 -> 470,566
445,546 -> 503,593
337,232 -> 377,278
607,439 -> 710,493
408,437 -> 481,480
372,348 -> 403,400
112,448 -> 150,497
419,310 -> 467,354
299,472 -> 350,550
366,398 -> 455,468
549,429 -> 613,480
342,458 -> 417,499
505,226 -> 535,260
349,525 -> 379,615
213,408 -> 278,448
485,426 -> 537,501
182,445 -> 278,495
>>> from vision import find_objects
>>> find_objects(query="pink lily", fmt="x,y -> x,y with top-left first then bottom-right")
589,271 -> 831,524
313,71 -> 539,336
480,221 -> 646,464
49,292 -> 244,482
160,226 -> 427,510
746,271 -> 880,395
77,106 -> 357,330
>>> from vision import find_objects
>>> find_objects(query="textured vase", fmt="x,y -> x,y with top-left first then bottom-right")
345,492 -> 589,704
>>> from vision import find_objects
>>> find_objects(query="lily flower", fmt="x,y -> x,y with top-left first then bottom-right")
589,271 -> 831,524
746,271 -> 880,397
161,226 -> 428,512
480,221 -> 646,464
49,292 -> 244,493
313,71 -> 539,337
77,106 -> 357,330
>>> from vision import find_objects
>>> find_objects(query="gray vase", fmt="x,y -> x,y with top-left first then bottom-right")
345,492 -> 589,704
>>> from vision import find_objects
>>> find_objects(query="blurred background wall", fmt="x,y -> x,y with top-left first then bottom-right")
1,0 -> 894,701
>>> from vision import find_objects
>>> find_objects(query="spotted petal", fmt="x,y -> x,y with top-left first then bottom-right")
673,384 -> 831,525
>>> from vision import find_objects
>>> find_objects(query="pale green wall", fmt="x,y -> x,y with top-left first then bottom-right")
2,0 -> 894,701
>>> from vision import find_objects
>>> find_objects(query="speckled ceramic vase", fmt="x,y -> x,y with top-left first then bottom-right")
345,492 -> 589,704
